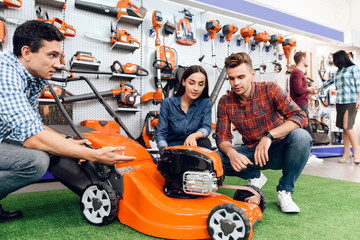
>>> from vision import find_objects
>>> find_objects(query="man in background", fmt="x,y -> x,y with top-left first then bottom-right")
290,51 -> 323,164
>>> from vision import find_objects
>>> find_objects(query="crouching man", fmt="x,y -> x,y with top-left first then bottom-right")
215,52 -> 311,213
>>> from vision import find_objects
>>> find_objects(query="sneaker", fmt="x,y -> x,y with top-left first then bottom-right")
307,154 -> 324,165
277,190 -> 300,213
0,204 -> 23,223
248,172 -> 267,189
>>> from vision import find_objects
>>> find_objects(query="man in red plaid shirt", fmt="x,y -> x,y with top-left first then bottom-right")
215,52 -> 311,213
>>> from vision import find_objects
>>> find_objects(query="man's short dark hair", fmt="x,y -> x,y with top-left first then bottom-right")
225,52 -> 253,70
293,51 -> 306,65
13,20 -> 64,56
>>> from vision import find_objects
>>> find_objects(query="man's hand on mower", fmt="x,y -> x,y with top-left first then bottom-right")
228,151 -> 253,172
96,146 -> 136,165
67,138 -> 92,164
254,137 -> 271,167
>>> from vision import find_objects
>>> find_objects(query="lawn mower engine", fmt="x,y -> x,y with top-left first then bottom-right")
157,146 -> 224,198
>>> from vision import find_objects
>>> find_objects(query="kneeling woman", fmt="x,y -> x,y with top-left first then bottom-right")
155,65 -> 212,152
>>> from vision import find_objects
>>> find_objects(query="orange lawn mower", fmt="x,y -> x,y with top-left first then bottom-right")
47,75 -> 265,240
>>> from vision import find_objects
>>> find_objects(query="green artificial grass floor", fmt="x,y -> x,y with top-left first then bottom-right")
1,170 -> 360,240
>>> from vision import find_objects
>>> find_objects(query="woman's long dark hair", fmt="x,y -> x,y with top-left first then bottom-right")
175,65 -> 209,98
333,50 -> 355,71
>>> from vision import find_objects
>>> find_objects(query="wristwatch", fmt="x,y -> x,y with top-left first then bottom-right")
262,131 -> 274,141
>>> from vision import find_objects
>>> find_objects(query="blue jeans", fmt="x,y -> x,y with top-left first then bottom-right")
0,143 -> 50,200
216,129 -> 312,193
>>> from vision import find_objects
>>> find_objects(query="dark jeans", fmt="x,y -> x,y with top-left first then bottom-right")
216,129 -> 312,193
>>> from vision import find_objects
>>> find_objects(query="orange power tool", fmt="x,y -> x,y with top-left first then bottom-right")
110,29 -> 140,49
141,10 -> 164,105
36,6 -> 76,38
240,26 -> 255,53
254,32 -> 269,79
205,20 -> 221,82
0,17 -> 5,45
269,34 -> 284,72
75,0 -> 147,19
2,0 -> 22,8
222,24 -> 238,56
282,38 -> 297,74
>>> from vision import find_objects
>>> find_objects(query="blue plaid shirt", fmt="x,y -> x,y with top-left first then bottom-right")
0,51 -> 46,144
319,65 -> 360,104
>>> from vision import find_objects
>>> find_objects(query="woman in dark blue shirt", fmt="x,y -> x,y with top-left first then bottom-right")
155,65 -> 212,151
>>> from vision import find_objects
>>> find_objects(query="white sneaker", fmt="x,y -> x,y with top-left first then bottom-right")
248,172 -> 267,189
277,190 -> 300,213
307,154 -> 324,165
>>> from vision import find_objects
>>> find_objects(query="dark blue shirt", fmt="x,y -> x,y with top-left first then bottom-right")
155,96 -> 212,148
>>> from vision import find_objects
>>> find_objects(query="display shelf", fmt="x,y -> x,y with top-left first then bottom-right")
115,107 -> 140,112
109,73 -> 136,81
35,0 -> 66,8
111,41 -> 139,51
117,15 -> 144,26
70,59 -> 101,70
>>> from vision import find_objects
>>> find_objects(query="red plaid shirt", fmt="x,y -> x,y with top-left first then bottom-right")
216,81 -> 307,148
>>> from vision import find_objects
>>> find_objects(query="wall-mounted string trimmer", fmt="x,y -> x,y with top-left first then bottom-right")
240,26 -> 255,53
282,38 -> 297,74
205,20 -> 221,83
253,31 -> 269,81
269,34 -> 284,73
222,24 -> 238,56
141,10 -> 164,105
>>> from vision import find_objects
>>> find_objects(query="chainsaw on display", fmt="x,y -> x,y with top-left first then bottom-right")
110,26 -> 140,49
5,6 -> 76,38
110,60 -> 148,77
84,23 -> 140,49
75,0 -> 147,19
1,0 -> 22,9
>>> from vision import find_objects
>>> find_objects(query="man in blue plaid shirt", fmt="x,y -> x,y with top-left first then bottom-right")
0,20 -> 135,223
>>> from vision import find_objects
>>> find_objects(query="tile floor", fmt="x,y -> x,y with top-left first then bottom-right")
11,156 -> 360,195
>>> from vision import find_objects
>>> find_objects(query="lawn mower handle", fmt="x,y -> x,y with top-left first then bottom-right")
50,76 -> 135,140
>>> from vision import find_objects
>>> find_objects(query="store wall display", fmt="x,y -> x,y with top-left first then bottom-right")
2,0 -> 358,143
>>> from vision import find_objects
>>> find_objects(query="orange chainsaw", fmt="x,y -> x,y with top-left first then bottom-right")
110,27 -> 140,49
75,0 -> 147,19
35,6 -> 76,38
